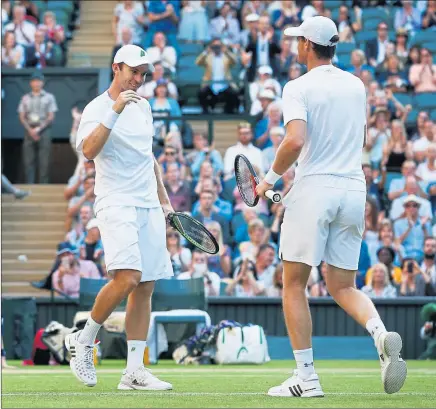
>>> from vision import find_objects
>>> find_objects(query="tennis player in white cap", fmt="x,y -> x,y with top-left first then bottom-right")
256,16 -> 407,397
64,44 -> 174,391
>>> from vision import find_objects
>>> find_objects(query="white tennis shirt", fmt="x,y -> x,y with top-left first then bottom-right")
282,64 -> 367,184
76,91 -> 160,213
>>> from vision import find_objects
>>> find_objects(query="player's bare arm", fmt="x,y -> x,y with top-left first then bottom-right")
256,120 -> 306,199
82,90 -> 141,160
153,156 -> 174,217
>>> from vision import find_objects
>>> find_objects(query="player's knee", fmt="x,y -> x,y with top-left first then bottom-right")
135,281 -> 155,299
113,269 -> 142,292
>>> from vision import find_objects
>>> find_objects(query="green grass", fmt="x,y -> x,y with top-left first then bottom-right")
2,360 -> 435,408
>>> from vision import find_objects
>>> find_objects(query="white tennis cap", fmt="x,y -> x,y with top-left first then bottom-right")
246,13 -> 259,22
113,44 -> 155,71
258,65 -> 273,75
284,16 -> 339,47
258,89 -> 275,100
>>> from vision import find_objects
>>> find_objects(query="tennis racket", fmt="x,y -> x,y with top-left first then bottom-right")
167,212 -> 219,255
234,154 -> 282,207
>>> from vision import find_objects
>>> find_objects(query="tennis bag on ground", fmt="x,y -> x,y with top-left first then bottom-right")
215,325 -> 270,364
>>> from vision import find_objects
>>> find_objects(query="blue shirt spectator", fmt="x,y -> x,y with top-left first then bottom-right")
394,4 -> 422,33
192,197 -> 233,222
357,240 -> 371,289
254,102 -> 283,150
190,150 -> 224,180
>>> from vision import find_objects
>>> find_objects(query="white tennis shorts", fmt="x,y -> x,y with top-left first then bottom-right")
279,175 -> 366,270
96,206 -> 173,281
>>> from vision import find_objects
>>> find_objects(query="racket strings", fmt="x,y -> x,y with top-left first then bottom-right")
174,215 -> 218,253
236,159 -> 257,206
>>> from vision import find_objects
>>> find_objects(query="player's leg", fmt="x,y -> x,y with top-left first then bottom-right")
65,206 -> 143,387
118,207 -> 173,391
324,188 -> 406,394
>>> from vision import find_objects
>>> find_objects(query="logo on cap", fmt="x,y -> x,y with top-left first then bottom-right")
140,50 -> 145,57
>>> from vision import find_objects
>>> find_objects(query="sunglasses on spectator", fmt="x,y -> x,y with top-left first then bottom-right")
165,151 -> 176,156
405,203 -> 419,208
167,232 -> 179,238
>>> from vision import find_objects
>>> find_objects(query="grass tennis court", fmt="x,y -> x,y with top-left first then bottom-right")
2,360 -> 435,408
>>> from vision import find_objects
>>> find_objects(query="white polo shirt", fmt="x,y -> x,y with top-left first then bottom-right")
282,64 -> 366,184
76,91 -> 160,213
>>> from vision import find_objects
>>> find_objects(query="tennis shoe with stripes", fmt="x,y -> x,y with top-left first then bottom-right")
267,370 -> 324,398
377,331 -> 407,394
118,365 -> 173,391
64,330 -> 98,387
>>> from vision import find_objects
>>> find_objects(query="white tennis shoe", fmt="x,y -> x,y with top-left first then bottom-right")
64,330 -> 97,387
117,365 -> 173,391
377,331 -> 407,394
267,370 -> 324,398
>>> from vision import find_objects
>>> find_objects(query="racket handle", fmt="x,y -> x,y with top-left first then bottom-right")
265,190 -> 282,203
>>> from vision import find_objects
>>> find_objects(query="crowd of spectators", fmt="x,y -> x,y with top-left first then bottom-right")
2,1 -> 80,68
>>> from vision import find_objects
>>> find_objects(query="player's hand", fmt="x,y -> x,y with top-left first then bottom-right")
29,128 -> 40,141
162,203 -> 175,219
256,180 -> 274,199
112,90 -> 141,114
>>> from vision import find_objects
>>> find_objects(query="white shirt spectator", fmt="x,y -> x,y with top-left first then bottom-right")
146,45 -> 177,73
413,138 -> 432,155
211,54 -> 227,94
114,2 -> 144,45
137,80 -> 178,100
389,195 -> 432,220
177,271 -> 221,297
249,78 -> 282,103
4,20 -> 36,46
376,39 -> 389,65
416,162 -> 436,182
301,4 -> 318,21
224,142 -> 264,179
76,91 -> 159,213
257,264 -> 275,289
257,33 -> 270,66
210,14 -> 240,46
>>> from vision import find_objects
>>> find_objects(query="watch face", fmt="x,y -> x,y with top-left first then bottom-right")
29,113 -> 40,125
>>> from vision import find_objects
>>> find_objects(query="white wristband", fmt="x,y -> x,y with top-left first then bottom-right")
101,109 -> 120,129
264,169 -> 281,185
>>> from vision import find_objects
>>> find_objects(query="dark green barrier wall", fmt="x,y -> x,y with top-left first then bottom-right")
1,68 -> 99,140
15,296 -> 434,360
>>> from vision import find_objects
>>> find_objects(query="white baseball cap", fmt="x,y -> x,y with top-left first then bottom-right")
284,16 -> 339,47
246,13 -> 259,22
258,89 -> 276,100
113,44 -> 155,71
258,65 -> 273,75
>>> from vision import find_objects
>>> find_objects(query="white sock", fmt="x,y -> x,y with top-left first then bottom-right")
366,317 -> 387,346
126,340 -> 147,372
293,348 -> 315,381
78,317 -> 101,345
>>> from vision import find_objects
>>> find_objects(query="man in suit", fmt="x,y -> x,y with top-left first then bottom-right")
243,14 -> 281,82
25,29 -> 61,68
365,22 -> 390,68
196,37 -> 239,114
192,189 -> 231,245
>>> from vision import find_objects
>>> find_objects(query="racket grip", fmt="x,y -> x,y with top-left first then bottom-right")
265,190 -> 282,203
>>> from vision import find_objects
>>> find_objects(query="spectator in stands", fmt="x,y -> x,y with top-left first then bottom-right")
362,263 -> 398,298
421,237 -> 436,287
276,37 -> 296,83
240,13 -> 259,49
364,196 -> 380,246
243,15 -> 281,83
137,61 -> 178,100
112,0 -> 144,46
368,223 -> 405,269
193,189 -> 231,244
18,71 -> 57,184
309,262 -> 329,297
382,119 -> 413,173
209,3 -> 240,49
409,47 -> 436,93
362,164 -> 383,209
186,132 -> 224,180
157,144 -> 186,176
388,160 -> 428,201
287,62 -> 303,83
38,11 -> 65,46
368,244 -> 402,286
254,101 -> 283,149
79,219 -> 104,269
196,38 -> 239,114
25,29 -> 60,68
301,0 -> 331,21
413,119 -> 435,162
18,0 -> 39,25
262,126 -> 285,173
166,228 -> 191,277
1,173 -> 30,199
394,28 -> 409,67
226,257 -> 265,297
422,0 -> 436,29
205,221 -> 232,278
377,55 -> 409,92
146,31 -> 177,73
241,1 -> 266,28
178,0 -> 210,44
178,249 -> 221,296
266,263 -> 283,297
394,194 -> 432,262
239,218 -> 269,260
417,143 -> 436,183
271,0 -> 300,30
250,88 -> 277,118
66,204 -> 92,248
406,44 -> 421,69
193,162 -> 220,195
390,176 -> 432,220
67,175 -> 96,227
365,109 -> 391,169
52,243 -> 101,298
233,181 -> 269,222
249,65 -> 282,103
347,49 -> 371,77
399,258 -> 436,296
254,243 -> 276,289
394,0 -> 422,34
111,27 -> 141,67
4,5 -> 36,46
145,0 -> 180,55
335,4 -> 361,43
64,159 -> 95,201
193,178 -> 232,221
411,111 -> 430,141
223,122 -> 263,180
365,22 -> 390,68
164,162 -> 192,212
1,30 -> 25,68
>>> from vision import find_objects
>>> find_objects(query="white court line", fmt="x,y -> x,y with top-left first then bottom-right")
3,392 -> 435,398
